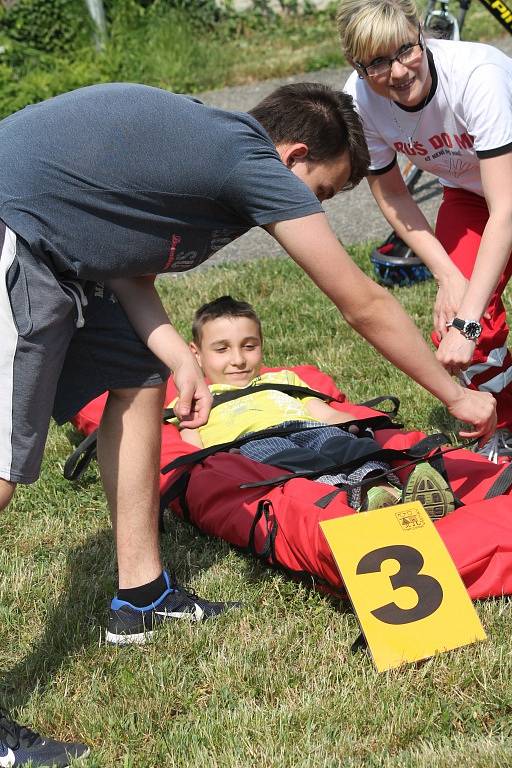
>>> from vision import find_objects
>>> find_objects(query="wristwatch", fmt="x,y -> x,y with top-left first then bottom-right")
446,317 -> 482,341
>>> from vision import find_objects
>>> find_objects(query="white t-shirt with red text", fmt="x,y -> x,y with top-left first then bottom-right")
344,38 -> 512,195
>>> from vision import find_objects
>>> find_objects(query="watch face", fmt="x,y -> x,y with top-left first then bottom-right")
465,321 -> 482,340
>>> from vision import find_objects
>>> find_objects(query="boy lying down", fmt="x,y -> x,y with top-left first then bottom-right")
170,296 -> 455,518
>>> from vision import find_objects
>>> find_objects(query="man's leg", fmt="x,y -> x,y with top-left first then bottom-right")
55,285 -> 239,645
97,384 -> 165,588
101,380 -> 239,645
0,225 -> 90,763
0,479 -> 15,511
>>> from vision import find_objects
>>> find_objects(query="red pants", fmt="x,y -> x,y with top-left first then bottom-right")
434,187 -> 512,429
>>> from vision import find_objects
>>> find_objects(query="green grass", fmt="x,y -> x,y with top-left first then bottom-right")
2,248 -> 512,767
2,3 -> 512,765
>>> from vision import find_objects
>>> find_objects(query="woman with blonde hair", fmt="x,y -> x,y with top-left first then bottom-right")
339,0 -> 512,461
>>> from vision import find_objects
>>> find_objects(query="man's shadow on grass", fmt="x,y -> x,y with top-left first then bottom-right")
2,455 -> 350,713
0,516 -> 234,712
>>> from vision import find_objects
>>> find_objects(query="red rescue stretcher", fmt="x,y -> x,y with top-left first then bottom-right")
66,365 -> 512,601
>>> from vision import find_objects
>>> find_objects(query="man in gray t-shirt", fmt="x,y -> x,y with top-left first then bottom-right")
0,82 -> 496,646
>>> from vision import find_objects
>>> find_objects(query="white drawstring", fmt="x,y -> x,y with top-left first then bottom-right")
60,280 -> 88,328
478,428 -> 512,464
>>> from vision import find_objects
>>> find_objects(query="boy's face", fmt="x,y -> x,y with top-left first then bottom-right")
191,316 -> 263,387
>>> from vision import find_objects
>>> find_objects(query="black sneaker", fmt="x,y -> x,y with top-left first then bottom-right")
0,711 -> 89,767
402,463 -> 455,520
106,571 -> 240,645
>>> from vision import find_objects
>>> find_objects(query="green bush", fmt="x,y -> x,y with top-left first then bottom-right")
0,49 -> 107,120
105,0 -> 222,28
103,3 -> 231,88
0,4 -> 232,119
2,0 -> 92,54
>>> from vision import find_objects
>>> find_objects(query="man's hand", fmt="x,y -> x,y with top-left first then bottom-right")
435,326 -> 476,375
446,386 -> 497,444
172,359 -> 212,429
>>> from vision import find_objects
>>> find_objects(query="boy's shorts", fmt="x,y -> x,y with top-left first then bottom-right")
0,221 -> 169,484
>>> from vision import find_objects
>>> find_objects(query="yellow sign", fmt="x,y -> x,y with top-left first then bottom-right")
320,502 -> 486,671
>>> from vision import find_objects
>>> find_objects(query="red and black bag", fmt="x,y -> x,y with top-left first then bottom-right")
66,365 -> 512,600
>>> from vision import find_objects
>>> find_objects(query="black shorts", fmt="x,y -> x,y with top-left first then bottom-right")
0,222 -> 169,484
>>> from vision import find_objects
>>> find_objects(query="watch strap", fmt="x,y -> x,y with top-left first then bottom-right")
450,317 -> 482,340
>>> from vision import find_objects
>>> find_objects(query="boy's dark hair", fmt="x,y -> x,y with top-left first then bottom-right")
192,295 -> 262,345
249,82 -> 369,190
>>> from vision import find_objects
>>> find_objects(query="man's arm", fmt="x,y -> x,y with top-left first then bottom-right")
265,212 -> 496,441
106,275 -> 212,428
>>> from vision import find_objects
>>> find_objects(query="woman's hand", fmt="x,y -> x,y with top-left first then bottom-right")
433,270 -> 468,341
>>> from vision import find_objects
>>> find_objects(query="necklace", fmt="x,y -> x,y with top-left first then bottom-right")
389,90 -> 429,147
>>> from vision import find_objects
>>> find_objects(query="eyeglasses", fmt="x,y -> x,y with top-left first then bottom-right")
355,27 -> 424,79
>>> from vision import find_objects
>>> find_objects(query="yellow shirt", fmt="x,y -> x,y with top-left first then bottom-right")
169,370 -> 318,448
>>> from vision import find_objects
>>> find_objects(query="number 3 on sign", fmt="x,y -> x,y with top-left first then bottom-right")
320,502 -> 486,672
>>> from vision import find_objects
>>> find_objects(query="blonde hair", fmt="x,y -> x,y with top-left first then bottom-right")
337,0 -> 419,64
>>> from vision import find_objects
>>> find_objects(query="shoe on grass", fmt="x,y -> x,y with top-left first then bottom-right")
0,711 -> 89,767
106,570 -> 240,646
402,463 -> 455,520
475,428 -> 512,464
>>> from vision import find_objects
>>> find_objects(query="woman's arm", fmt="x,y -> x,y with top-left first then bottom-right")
106,275 -> 212,428
436,152 -> 512,371
368,165 -> 468,337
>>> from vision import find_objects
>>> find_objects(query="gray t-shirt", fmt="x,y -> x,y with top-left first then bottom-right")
0,83 -> 322,279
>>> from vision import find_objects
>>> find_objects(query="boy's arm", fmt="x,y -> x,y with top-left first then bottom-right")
106,275 -> 212,428
265,213 -> 496,441
305,398 -> 356,425
180,427 -> 204,448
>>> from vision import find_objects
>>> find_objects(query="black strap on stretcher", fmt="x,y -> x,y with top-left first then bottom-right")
157,414 -> 402,516
163,383 -> 336,421
160,413 -> 402,476
159,395 -> 401,518
163,386 -> 400,421
63,430 -> 99,481
64,384 -> 400,482
159,432 -> 462,521
238,433 -> 456,490
484,461 -> 512,499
